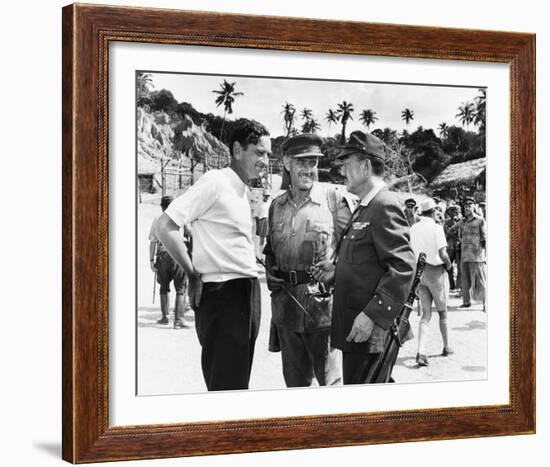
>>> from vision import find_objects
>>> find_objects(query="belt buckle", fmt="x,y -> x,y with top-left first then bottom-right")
289,270 -> 298,286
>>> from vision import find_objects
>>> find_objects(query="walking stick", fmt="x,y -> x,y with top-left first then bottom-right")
152,242 -> 158,304
153,271 -> 157,304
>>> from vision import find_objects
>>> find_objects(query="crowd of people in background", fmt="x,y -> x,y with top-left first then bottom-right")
404,194 -> 487,366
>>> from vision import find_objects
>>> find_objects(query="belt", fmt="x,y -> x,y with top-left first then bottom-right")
276,270 -> 311,286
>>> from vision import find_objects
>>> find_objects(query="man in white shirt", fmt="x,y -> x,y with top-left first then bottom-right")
410,198 -> 453,367
154,119 -> 271,391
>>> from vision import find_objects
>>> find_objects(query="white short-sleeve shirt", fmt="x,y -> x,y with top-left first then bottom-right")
165,167 -> 257,283
410,216 -> 447,266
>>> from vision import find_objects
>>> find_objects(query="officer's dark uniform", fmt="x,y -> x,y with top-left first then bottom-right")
331,132 -> 416,384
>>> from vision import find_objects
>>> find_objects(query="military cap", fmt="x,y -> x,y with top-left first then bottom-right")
463,196 -> 476,205
281,133 -> 324,158
336,131 -> 386,161
405,198 -> 417,207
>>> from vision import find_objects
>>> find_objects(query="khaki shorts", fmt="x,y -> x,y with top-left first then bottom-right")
417,263 -> 449,313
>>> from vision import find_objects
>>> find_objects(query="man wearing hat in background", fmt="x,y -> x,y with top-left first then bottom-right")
148,195 -> 190,328
410,198 -> 453,366
457,197 -> 487,310
264,133 -> 355,387
404,197 -> 419,226
312,131 -> 415,384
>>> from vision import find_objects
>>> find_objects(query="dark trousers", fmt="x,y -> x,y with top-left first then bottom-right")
343,352 -> 385,385
276,326 -> 341,387
194,278 -> 261,391
447,247 -> 462,290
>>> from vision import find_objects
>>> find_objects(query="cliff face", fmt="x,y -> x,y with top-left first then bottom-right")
137,107 -> 230,179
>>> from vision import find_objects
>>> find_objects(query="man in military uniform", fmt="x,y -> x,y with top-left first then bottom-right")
457,197 -> 487,310
149,195 -> 190,328
264,133 -> 355,387
313,131 -> 415,384
404,197 -> 419,226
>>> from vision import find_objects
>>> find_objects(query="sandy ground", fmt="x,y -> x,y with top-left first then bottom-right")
137,202 -> 487,395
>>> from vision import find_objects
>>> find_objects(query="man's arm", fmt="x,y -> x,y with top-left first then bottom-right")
155,213 -> 202,308
263,202 -> 285,291
347,198 -> 416,343
148,241 -> 157,273
155,214 -> 194,274
479,217 -> 487,249
439,247 -> 452,270
310,188 -> 353,286
362,199 -> 416,330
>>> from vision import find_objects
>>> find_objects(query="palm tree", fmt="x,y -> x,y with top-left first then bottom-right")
309,118 -> 321,134
137,72 -> 154,99
300,109 -> 321,134
336,101 -> 354,143
438,122 -> 449,139
359,109 -> 378,131
372,127 -> 398,146
474,88 -> 486,132
281,102 -> 297,137
456,101 -> 475,131
212,80 -> 244,140
301,108 -> 313,122
401,108 -> 415,128
325,109 -> 340,131
302,117 -> 321,134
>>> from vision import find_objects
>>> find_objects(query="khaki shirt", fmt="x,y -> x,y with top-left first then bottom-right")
264,183 -> 355,332
458,214 -> 486,262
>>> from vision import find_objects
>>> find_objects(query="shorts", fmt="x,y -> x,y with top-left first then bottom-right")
417,263 -> 449,313
155,251 -> 186,294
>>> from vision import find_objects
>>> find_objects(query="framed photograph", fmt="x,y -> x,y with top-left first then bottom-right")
62,3 -> 535,463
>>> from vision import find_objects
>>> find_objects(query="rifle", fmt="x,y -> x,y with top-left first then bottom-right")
361,252 -> 427,384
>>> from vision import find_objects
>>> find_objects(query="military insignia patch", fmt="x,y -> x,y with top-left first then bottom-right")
352,222 -> 370,230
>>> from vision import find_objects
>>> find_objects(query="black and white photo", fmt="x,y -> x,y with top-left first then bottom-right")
136,70 -> 488,395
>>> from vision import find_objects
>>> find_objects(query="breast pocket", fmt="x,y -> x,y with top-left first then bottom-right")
301,221 -> 332,264
270,222 -> 285,248
349,228 -> 373,264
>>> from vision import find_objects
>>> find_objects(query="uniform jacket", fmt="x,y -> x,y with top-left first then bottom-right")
331,188 -> 415,353
458,214 -> 486,262
264,182 -> 355,332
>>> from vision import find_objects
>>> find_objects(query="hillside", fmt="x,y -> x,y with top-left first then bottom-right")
137,107 -> 230,190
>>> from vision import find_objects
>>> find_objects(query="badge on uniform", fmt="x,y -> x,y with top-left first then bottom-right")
352,221 -> 370,230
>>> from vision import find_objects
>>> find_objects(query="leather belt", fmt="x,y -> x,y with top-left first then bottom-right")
276,270 -> 311,286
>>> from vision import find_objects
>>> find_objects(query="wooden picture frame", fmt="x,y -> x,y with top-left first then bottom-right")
62,3 -> 535,463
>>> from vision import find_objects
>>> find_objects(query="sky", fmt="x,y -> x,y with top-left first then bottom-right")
144,71 -> 482,138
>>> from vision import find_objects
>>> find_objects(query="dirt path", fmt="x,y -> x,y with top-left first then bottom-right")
137,203 -> 487,395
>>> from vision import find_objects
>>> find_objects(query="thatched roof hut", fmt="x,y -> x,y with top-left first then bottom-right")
429,158 -> 486,190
